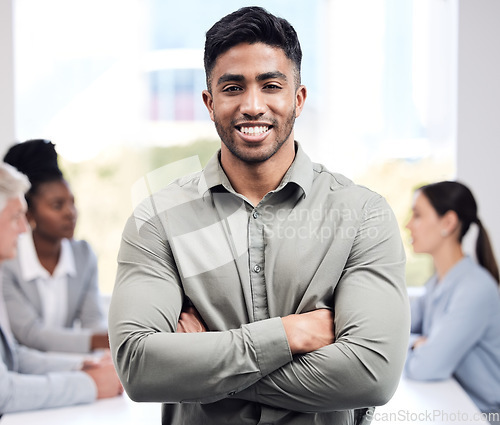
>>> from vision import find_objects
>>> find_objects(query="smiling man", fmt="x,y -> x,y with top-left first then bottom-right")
109,6 -> 410,425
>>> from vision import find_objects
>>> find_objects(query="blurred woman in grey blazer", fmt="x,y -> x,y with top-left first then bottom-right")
2,140 -> 108,353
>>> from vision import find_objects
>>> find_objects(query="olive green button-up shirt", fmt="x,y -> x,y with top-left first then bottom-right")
109,144 -> 410,425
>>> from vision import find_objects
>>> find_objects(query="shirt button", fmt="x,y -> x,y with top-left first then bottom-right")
252,211 -> 259,219
253,264 -> 262,273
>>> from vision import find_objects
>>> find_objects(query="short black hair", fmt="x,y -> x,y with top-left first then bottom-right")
204,6 -> 302,90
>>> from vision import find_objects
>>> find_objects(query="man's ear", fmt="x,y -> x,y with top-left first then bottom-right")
294,85 -> 307,118
202,90 -> 215,122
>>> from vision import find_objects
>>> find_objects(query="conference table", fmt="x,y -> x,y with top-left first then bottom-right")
2,376 -> 490,424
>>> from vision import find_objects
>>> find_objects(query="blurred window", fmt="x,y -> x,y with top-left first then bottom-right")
14,0 -> 455,292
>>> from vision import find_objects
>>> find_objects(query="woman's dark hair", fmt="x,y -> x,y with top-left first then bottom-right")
3,139 -> 64,209
204,6 -> 302,90
419,180 -> 499,283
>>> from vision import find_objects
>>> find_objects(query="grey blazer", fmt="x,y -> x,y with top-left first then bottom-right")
0,270 -> 96,414
2,239 -> 107,353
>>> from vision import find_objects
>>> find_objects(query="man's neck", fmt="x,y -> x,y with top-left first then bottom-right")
220,144 -> 296,206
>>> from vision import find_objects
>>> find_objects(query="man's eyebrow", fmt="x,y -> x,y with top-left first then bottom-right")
256,71 -> 287,82
216,71 -> 288,86
217,73 -> 244,86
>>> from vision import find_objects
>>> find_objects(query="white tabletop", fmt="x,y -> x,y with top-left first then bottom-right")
1,395 -> 161,425
372,378 -> 490,425
1,377 -> 491,425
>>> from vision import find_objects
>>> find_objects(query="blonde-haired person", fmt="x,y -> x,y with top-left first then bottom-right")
406,180 -> 500,423
0,162 -> 122,415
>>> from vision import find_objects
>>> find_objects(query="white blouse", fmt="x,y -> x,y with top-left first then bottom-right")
17,232 -> 76,328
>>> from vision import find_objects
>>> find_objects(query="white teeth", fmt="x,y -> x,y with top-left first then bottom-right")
240,126 -> 269,135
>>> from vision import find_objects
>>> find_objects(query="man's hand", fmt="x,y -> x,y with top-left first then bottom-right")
176,306 -> 207,333
82,356 -> 124,399
281,309 -> 335,355
175,305 -> 334,356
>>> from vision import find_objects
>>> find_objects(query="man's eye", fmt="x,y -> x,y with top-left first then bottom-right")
222,86 -> 242,92
264,84 -> 281,90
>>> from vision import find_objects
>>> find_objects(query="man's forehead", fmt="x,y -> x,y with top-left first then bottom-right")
211,43 -> 294,80
214,43 -> 293,71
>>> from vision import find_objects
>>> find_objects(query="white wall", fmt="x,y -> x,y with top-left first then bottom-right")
456,0 -> 500,259
0,0 -> 15,157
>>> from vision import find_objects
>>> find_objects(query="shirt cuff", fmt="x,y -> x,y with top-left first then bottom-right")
246,317 -> 292,377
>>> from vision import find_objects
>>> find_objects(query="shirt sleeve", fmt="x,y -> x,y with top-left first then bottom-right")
404,271 -> 495,380
108,208 -> 293,404
0,344 -> 96,413
15,343 -> 85,374
232,195 -> 410,412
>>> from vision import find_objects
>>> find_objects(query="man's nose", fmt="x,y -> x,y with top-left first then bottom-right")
239,87 -> 267,117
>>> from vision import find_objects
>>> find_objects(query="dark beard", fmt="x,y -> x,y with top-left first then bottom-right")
213,106 -> 296,164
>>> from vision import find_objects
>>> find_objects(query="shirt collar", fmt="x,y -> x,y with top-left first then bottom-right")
18,232 -> 77,281
199,141 -> 314,199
